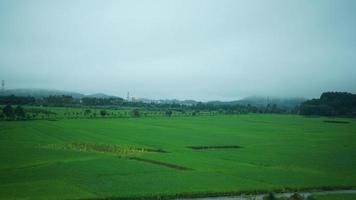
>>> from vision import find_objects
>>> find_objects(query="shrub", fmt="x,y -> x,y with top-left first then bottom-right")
165,110 -> 173,117
132,109 -> 140,118
2,104 -> 14,119
14,105 -> 26,119
100,110 -> 107,117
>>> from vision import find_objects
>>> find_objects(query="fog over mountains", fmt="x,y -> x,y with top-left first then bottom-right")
1,1 -> 356,100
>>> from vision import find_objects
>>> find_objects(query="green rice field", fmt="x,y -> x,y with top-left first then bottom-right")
0,114 -> 355,200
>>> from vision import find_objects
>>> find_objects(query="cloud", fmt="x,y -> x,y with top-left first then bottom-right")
1,0 -> 356,100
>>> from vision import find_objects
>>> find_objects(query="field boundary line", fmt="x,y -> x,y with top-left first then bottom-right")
126,157 -> 193,171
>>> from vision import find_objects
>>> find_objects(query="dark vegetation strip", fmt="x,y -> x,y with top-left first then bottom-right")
323,120 -> 350,124
126,157 -> 192,171
41,143 -> 168,154
76,186 -> 356,200
187,145 -> 242,150
144,149 -> 169,153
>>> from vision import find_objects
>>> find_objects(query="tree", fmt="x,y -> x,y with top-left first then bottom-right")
0,95 -> 35,105
84,109 -> 91,116
300,92 -> 356,117
14,105 -> 26,119
165,110 -> 173,117
132,109 -> 140,118
44,95 -> 76,106
100,110 -> 107,117
2,104 -> 14,119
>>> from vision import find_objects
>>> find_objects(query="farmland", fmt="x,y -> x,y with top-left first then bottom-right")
0,114 -> 356,200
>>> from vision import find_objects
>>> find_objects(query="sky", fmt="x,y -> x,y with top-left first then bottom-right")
0,0 -> 356,101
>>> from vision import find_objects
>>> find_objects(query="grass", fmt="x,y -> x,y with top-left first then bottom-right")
187,145 -> 242,150
40,143 -> 167,156
0,114 -> 356,200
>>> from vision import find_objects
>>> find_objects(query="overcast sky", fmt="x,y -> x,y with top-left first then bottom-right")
0,0 -> 356,100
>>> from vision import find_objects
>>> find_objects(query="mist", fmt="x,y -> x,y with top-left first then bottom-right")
1,0 -> 356,101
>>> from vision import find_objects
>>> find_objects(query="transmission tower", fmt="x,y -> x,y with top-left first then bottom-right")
1,80 -> 4,92
127,92 -> 130,102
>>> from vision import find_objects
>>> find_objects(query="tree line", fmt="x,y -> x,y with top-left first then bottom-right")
0,95 -> 296,115
2,91 -> 355,120
0,105 -> 26,120
300,92 -> 356,117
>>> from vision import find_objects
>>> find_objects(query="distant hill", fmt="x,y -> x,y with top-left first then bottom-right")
0,89 -> 305,108
0,89 -> 126,99
0,89 -> 85,99
85,93 -> 118,99
207,97 -> 306,109
237,96 -> 306,109
0,89 -> 126,100
137,98 -> 199,105
138,96 -> 305,108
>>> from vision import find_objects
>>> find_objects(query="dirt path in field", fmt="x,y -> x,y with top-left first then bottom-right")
178,189 -> 356,200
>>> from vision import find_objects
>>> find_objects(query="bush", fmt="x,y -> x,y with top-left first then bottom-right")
14,105 -> 26,119
165,110 -> 173,117
132,109 -> 140,118
100,110 -> 107,117
2,104 -> 14,119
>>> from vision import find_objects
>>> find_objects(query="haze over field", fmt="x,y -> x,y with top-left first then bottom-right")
1,0 -> 356,101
